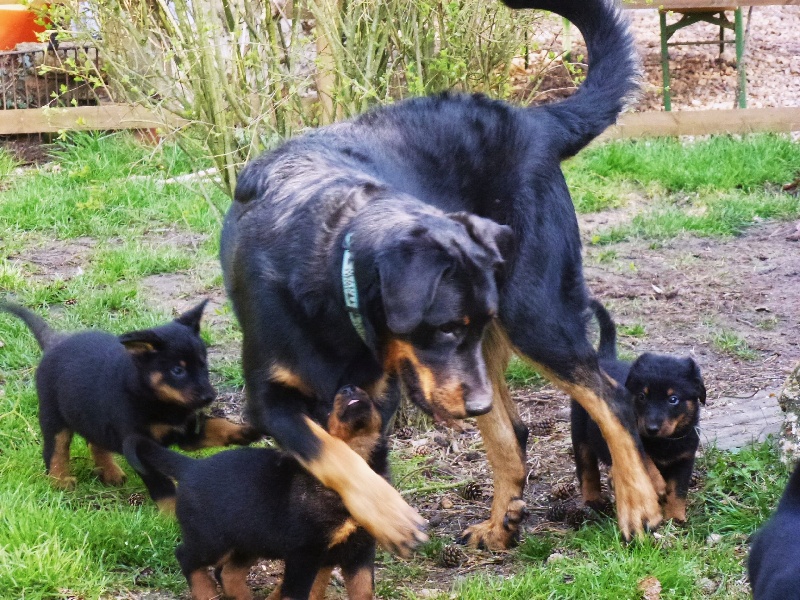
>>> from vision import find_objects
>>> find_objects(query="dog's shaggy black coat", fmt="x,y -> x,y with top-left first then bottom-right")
0,300 -> 257,503
749,460 -> 800,600
570,300 -> 706,522
124,385 -> 386,600
221,0 -> 660,550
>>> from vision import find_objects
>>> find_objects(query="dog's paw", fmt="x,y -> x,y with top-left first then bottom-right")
156,496 -> 177,515
611,464 -> 662,541
459,497 -> 528,550
343,472 -> 428,557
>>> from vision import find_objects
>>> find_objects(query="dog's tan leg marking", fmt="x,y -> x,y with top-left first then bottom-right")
643,454 -> 667,503
219,560 -> 254,600
663,478 -> 687,522
544,365 -> 661,540
343,566 -> 374,600
461,324 -> 527,550
577,445 -> 603,505
270,365 -> 315,397
49,429 -> 77,490
301,417 -> 427,556
188,568 -> 219,600
309,567 -> 334,600
197,418 -> 258,448
156,496 -> 176,515
328,518 -> 359,548
89,444 -> 127,486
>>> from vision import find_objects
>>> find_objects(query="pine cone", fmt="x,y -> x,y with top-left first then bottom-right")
128,492 -> 146,507
413,444 -> 432,457
529,417 -> 556,436
546,501 -> 570,522
439,544 -> 465,568
565,505 -> 595,530
460,481 -> 484,501
395,426 -> 415,440
550,481 -> 577,501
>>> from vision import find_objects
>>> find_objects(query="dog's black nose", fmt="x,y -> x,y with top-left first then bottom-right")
465,392 -> 493,417
339,384 -> 357,395
645,423 -> 661,436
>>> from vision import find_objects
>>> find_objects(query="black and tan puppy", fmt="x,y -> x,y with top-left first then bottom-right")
0,300 -> 257,507
748,460 -> 800,600
571,300 -> 706,522
221,0 -> 662,552
124,385 -> 386,600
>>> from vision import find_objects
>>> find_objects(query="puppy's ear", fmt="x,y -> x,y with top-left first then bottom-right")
378,247 -> 450,334
119,330 -> 164,355
684,357 -> 707,404
175,299 -> 209,334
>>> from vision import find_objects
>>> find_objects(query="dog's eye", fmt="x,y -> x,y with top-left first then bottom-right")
171,365 -> 186,378
438,322 -> 464,336
668,395 -> 680,406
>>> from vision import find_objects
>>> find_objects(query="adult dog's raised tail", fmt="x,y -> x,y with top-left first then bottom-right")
503,0 -> 638,159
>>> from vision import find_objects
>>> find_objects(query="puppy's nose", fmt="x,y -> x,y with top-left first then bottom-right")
339,384 -> 357,395
200,386 -> 217,404
645,423 -> 661,436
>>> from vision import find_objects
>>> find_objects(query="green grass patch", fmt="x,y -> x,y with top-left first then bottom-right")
571,134 -> 800,193
712,330 -> 759,361
0,147 -> 18,180
506,356 -> 547,389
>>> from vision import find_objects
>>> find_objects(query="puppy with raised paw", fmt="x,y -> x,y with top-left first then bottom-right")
124,384 -> 387,600
570,300 -> 706,522
0,300 -> 259,508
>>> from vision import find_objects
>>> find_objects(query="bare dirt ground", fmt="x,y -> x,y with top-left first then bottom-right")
4,7 -> 799,597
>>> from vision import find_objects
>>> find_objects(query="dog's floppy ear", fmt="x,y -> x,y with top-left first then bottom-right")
378,247 -> 450,334
684,357 -> 706,404
175,299 -> 208,334
448,212 -> 514,266
119,330 -> 164,355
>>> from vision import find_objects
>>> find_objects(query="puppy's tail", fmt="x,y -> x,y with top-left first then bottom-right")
502,0 -> 638,159
123,434 -> 194,481
0,301 -> 63,351
590,299 -> 618,362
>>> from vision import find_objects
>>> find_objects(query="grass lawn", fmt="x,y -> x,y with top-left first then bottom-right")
0,132 -> 798,599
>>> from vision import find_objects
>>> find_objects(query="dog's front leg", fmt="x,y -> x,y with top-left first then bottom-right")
299,417 -> 427,556
460,323 -> 528,550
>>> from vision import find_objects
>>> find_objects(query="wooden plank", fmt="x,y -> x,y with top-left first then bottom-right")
602,107 -> 800,139
699,388 -> 783,451
624,0 -> 800,9
0,104 -> 182,135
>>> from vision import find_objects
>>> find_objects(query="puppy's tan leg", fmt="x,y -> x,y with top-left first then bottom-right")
48,429 -> 77,490
343,566 -> 374,600
663,478 -> 687,523
461,324 -> 528,550
89,444 -> 127,486
309,567 -> 334,600
181,417 -> 260,450
546,365 -> 661,540
643,455 -> 667,503
300,417 -> 427,556
188,568 -> 219,600
219,559 -> 254,600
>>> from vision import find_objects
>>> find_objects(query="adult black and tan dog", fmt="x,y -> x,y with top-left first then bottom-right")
0,300 -> 257,507
220,0 -> 662,553
124,385 -> 386,600
749,460 -> 800,600
571,300 -> 706,523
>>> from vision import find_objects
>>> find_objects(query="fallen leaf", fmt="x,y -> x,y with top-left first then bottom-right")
638,575 -> 662,600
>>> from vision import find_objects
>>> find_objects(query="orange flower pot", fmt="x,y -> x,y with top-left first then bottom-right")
0,5 -> 46,51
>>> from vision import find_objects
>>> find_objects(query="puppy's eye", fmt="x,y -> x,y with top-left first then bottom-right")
668,395 -> 680,406
171,365 -> 186,378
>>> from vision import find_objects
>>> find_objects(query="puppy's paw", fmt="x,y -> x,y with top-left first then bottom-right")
95,464 -> 127,486
229,424 -> 262,446
51,474 -> 78,491
459,497 -> 528,550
